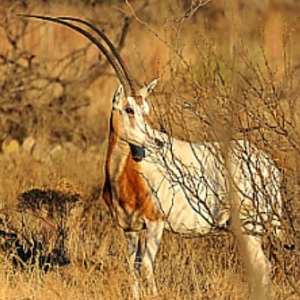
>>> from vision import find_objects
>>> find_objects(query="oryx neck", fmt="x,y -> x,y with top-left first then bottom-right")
106,127 -> 130,173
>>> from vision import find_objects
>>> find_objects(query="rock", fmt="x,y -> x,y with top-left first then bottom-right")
49,144 -> 62,157
22,136 -> 36,154
1,138 -> 20,154
31,140 -> 50,163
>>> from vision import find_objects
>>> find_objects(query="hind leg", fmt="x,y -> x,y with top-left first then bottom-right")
143,220 -> 165,296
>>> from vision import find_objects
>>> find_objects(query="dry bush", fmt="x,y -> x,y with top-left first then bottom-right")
141,2 -> 300,298
1,1 -> 300,300
0,0 -> 134,148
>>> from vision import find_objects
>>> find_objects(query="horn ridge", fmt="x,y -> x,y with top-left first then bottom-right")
19,14 -> 132,95
57,16 -> 138,96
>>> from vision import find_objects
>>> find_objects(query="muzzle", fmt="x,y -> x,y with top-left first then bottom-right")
130,144 -> 146,162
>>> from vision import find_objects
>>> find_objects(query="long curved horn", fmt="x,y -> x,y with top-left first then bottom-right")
19,14 -> 133,96
57,16 -> 138,96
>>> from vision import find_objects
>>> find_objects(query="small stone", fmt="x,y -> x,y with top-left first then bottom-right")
22,136 -> 36,154
1,138 -> 20,154
32,140 -> 49,162
49,144 -> 62,157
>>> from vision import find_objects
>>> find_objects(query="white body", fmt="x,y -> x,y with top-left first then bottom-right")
142,138 -> 281,236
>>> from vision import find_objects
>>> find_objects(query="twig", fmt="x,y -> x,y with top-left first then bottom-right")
125,0 -> 191,71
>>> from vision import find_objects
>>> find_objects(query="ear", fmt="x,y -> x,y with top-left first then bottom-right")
112,85 -> 124,111
139,78 -> 158,99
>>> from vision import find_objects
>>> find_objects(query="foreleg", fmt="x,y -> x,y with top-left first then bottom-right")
125,230 -> 143,300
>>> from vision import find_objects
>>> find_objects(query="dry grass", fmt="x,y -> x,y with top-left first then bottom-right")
0,150 -> 299,299
1,0 -> 300,299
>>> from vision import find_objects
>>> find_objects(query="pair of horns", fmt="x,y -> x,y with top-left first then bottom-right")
20,14 -> 137,97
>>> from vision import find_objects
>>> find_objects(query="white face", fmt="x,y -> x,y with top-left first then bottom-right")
112,79 -> 160,148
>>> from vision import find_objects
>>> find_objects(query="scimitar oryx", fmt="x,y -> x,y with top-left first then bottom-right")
21,15 -> 283,299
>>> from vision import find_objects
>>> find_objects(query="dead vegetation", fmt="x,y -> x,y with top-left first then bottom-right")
1,0 -> 300,299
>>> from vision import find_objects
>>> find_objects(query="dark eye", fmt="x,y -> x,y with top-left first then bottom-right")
125,107 -> 134,115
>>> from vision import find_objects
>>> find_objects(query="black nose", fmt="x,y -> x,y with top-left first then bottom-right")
130,145 -> 145,162
155,139 -> 164,148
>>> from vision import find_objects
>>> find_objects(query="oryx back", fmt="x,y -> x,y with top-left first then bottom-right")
140,139 -> 282,236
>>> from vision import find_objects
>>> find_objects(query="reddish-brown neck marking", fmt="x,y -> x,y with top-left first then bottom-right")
103,112 -> 162,229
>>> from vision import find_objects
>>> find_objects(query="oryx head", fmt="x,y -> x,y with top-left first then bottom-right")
20,15 -> 163,159
111,79 -> 159,149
